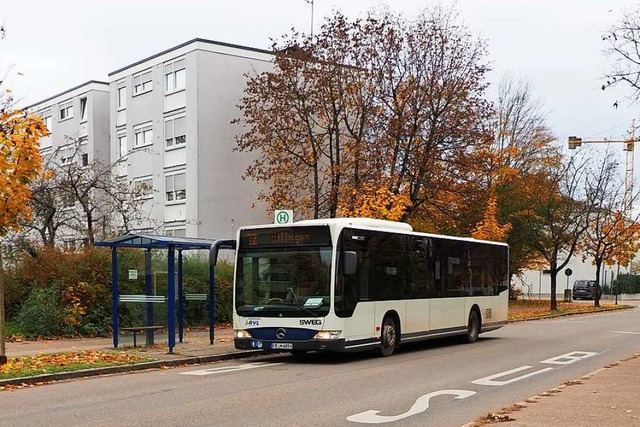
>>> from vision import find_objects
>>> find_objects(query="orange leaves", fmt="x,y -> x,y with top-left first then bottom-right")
471,195 -> 512,242
508,300 -> 621,321
0,350 -> 149,380
603,211 -> 640,266
338,184 -> 411,221
0,109 -> 47,235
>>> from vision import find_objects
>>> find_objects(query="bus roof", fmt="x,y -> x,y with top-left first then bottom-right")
240,217 -> 508,247
295,217 -> 414,232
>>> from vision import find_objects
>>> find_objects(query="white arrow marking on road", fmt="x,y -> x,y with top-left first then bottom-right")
612,330 -> 640,335
346,389 -> 476,424
180,362 -> 283,376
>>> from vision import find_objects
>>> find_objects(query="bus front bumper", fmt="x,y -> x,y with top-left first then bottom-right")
235,338 -> 347,352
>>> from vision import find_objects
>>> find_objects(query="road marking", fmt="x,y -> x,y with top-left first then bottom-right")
348,350 -> 599,424
347,390 -> 476,424
180,362 -> 283,376
611,330 -> 640,335
540,351 -> 598,365
471,365 -> 553,386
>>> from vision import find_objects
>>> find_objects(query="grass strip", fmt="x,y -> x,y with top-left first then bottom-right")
0,350 -> 154,380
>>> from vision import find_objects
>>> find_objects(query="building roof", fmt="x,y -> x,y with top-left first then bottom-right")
108,37 -> 274,77
24,80 -> 109,110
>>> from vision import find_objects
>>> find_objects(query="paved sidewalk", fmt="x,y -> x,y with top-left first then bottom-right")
3,322 -> 640,426
467,353 -> 640,427
6,327 -> 238,360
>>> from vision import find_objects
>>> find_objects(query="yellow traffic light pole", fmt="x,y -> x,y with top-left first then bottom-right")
568,133 -> 637,217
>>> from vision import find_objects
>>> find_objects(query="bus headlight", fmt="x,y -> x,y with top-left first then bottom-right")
314,330 -> 342,340
235,329 -> 252,339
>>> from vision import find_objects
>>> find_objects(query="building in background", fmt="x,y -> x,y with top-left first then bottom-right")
27,81 -> 110,249
26,39 -> 273,245
108,38 -> 272,240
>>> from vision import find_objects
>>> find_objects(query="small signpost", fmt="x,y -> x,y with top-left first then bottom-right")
564,268 -> 573,302
274,210 -> 293,224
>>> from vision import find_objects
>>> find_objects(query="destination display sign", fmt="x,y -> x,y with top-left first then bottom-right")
240,226 -> 332,248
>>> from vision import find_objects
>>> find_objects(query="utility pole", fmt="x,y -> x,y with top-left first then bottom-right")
303,0 -> 314,40
0,244 -> 6,365
568,122 -> 637,218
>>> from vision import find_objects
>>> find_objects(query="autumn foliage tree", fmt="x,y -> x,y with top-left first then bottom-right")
235,7 -> 493,224
471,195 -> 512,242
581,152 -> 640,307
476,76 -> 559,277
513,155 -> 593,311
0,91 -> 48,364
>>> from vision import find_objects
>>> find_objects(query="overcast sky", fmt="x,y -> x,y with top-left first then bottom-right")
2,0 -> 638,148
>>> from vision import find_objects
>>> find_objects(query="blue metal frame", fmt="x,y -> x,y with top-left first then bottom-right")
178,250 -> 184,343
96,233 -> 233,354
209,239 -> 236,344
145,249 -> 154,345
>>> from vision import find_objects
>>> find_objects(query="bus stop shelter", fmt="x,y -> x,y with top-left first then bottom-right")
95,233 -> 235,353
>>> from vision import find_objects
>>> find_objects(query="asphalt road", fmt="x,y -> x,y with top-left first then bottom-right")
2,307 -> 639,427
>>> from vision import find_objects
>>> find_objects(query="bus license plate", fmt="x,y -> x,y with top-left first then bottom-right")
271,343 -> 293,350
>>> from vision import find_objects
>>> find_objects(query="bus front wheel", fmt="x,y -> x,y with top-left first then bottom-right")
465,310 -> 480,343
380,316 -> 398,357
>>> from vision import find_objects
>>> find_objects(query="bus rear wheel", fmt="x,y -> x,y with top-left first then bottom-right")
465,310 -> 480,343
380,316 -> 398,357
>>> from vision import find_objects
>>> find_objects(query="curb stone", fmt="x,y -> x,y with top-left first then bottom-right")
508,304 -> 634,322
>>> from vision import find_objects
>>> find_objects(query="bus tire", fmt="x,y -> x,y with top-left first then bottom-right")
465,309 -> 480,343
380,316 -> 398,357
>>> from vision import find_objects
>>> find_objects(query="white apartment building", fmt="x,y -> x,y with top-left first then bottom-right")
26,80 -> 110,248
108,38 -> 273,239
26,39 -> 275,244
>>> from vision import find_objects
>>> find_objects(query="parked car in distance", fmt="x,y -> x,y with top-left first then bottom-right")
572,280 -> 599,300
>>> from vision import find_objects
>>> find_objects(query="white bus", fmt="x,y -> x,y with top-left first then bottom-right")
233,218 -> 508,356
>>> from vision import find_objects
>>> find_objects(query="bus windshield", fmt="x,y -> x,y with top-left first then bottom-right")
235,246 -> 333,317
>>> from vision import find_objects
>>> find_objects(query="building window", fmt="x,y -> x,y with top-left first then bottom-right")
41,113 -> 53,149
165,115 -> 186,148
59,146 -> 74,166
165,172 -> 186,202
165,59 -> 186,93
63,239 -> 78,252
80,98 -> 88,122
133,175 -> 154,199
165,228 -> 186,237
134,122 -> 153,148
59,101 -> 73,121
81,153 -> 89,167
117,86 -> 127,110
43,115 -> 52,133
117,134 -> 128,158
133,70 -> 153,95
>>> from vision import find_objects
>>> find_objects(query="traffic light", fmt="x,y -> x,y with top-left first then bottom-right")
568,136 -> 582,149
625,141 -> 634,151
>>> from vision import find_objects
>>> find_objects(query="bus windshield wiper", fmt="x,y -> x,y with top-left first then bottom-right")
277,302 -> 322,317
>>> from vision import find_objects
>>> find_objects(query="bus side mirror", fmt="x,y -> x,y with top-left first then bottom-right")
342,251 -> 357,275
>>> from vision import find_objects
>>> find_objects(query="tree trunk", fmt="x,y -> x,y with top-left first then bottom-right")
549,263 -> 558,311
594,260 -> 602,308
0,244 -> 7,365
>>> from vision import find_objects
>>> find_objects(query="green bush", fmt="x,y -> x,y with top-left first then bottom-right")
611,274 -> 640,294
6,247 -> 236,336
16,287 -> 69,338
